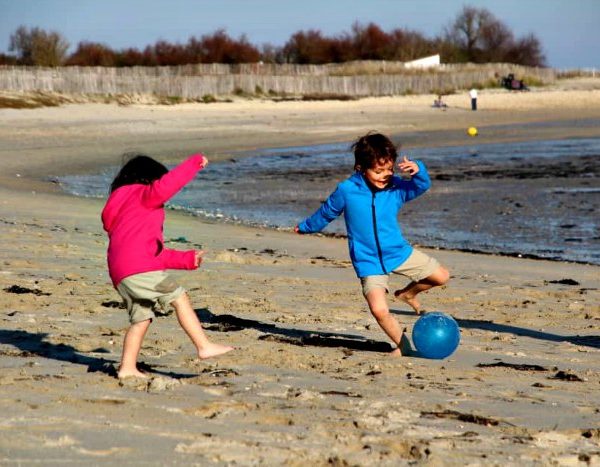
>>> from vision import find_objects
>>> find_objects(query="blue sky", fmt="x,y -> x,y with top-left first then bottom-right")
0,0 -> 598,69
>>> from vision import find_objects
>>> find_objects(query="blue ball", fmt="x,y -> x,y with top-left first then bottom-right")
412,312 -> 460,359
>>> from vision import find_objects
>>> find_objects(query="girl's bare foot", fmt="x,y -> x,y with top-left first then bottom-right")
394,290 -> 422,315
388,331 -> 414,357
198,343 -> 234,359
398,332 -> 414,356
117,368 -> 149,379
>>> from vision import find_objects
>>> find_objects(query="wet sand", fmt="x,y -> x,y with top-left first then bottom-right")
1,81 -> 599,464
58,134 -> 600,264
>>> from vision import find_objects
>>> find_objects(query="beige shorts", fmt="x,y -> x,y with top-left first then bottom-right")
360,248 -> 440,296
116,271 -> 185,324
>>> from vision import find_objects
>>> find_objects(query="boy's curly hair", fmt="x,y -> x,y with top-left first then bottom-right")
352,132 -> 398,171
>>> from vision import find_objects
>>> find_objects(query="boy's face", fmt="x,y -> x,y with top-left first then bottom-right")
363,158 -> 394,190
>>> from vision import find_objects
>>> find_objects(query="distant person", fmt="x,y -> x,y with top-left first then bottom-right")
294,132 -> 450,356
433,94 -> 447,109
102,153 -> 233,379
470,88 -> 478,111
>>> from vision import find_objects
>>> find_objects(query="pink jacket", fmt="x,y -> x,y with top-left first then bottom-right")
101,154 -> 205,287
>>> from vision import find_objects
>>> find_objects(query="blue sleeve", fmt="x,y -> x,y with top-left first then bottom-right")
298,185 -> 345,233
400,160 -> 431,202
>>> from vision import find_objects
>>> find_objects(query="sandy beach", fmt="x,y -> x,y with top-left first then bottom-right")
1,81 -> 599,465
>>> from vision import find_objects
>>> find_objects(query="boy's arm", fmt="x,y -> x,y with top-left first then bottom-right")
400,160 -> 431,202
142,154 -> 207,208
297,186 -> 345,233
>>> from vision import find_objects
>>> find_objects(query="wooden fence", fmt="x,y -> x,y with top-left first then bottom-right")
0,62 -> 557,98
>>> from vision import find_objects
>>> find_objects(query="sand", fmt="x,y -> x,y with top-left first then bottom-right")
0,81 -> 599,465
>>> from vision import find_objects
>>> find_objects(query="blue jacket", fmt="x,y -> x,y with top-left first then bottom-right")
298,161 -> 430,278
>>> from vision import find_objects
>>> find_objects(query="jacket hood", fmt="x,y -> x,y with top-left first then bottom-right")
101,186 -> 133,232
349,172 -> 371,190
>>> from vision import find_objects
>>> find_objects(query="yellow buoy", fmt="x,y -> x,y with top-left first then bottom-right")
467,126 -> 478,137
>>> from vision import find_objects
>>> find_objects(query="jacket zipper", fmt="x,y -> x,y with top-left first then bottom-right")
371,192 -> 387,273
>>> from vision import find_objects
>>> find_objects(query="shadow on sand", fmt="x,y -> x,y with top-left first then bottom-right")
0,329 -> 118,375
0,308 -> 393,379
3,309 -> 596,375
197,307 -> 393,353
0,329 -> 195,379
390,308 -> 600,350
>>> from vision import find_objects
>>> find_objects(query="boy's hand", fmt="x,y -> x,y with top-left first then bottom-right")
194,250 -> 205,267
397,156 -> 419,177
294,225 -> 302,234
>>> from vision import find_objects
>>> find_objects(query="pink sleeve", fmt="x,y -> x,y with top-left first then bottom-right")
142,154 -> 206,208
159,248 -> 198,270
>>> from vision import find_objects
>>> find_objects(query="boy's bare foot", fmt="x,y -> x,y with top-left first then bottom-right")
394,290 -> 422,315
198,343 -> 234,359
117,368 -> 149,379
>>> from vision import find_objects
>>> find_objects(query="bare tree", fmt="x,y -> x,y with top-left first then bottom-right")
505,34 -> 546,67
9,26 -> 69,66
445,6 -> 494,61
444,6 -> 546,66
479,20 -> 513,62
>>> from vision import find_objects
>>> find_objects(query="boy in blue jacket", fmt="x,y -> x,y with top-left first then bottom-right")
295,132 -> 449,356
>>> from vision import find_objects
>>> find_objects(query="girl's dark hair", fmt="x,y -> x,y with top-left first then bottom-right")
110,153 -> 168,193
352,132 -> 398,171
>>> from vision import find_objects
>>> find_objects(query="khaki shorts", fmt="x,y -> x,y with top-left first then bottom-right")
360,248 -> 440,296
116,271 -> 185,324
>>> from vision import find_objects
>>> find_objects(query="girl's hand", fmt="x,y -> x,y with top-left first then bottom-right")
190,153 -> 208,169
397,156 -> 419,177
194,250 -> 205,267
199,155 -> 209,170
294,225 -> 302,234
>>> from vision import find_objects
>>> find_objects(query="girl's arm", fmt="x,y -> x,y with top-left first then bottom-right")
398,160 -> 431,202
297,186 -> 345,233
159,247 -> 198,270
142,154 -> 207,208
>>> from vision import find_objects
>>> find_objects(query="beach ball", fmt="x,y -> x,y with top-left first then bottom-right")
412,312 -> 460,359
467,126 -> 478,137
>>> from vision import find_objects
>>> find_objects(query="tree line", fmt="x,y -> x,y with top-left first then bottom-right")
1,6 -> 545,68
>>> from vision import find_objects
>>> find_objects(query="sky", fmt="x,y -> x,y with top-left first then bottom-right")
0,0 -> 598,69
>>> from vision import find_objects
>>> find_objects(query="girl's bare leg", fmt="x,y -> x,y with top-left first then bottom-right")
365,287 -> 412,356
394,266 -> 450,314
119,319 -> 152,378
171,293 -> 234,359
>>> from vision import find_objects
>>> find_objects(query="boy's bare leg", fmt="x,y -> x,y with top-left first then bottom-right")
119,318 -> 152,379
171,293 -> 234,359
365,288 -> 412,356
394,266 -> 450,314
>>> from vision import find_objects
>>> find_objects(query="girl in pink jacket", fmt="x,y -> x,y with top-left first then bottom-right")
102,153 -> 233,379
